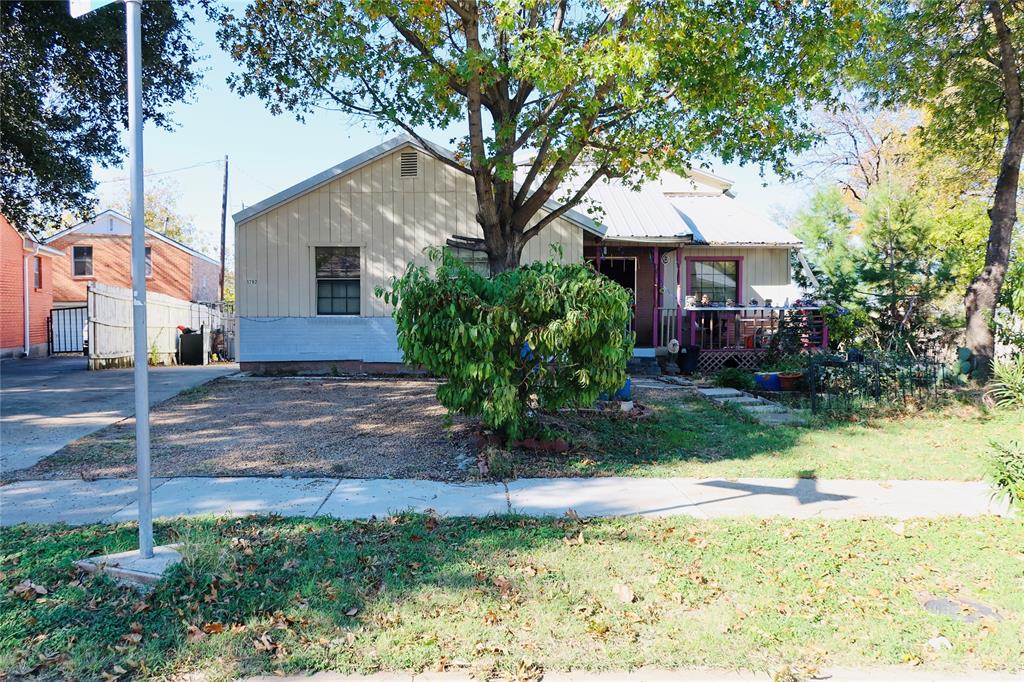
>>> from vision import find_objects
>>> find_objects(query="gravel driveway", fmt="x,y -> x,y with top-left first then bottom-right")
9,377 -> 474,481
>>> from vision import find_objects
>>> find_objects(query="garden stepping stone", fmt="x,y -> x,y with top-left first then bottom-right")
696,387 -> 806,426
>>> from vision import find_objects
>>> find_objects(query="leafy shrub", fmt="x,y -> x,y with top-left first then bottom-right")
987,441 -> 1024,510
378,249 -> 634,438
715,367 -> 754,391
766,354 -> 809,373
986,355 -> 1024,408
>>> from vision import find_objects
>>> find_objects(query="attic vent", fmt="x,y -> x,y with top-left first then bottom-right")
400,151 -> 419,177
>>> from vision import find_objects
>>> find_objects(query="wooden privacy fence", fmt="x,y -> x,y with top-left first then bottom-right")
87,283 -> 225,369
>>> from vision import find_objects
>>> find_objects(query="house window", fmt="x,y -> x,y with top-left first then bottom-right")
145,246 -> 152,277
688,259 -> 739,304
72,245 -> 93,277
448,245 -> 490,277
33,256 -> 42,289
315,246 -> 360,315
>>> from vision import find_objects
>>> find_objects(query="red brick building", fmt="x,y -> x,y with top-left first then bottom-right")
44,209 -> 221,306
1,214 -> 64,358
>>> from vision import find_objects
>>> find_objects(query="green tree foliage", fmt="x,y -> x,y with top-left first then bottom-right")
113,176 -> 200,248
857,180 -> 940,351
0,1 -> 200,234
791,186 -> 866,348
792,186 -> 859,303
377,250 -> 633,437
214,0 -> 862,274
858,0 -> 1023,372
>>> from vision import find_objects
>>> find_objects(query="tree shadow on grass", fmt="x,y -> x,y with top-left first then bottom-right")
3,513 -> 1023,680
512,394 -> 810,477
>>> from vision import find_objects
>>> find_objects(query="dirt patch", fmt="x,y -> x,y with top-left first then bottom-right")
11,377 -> 475,481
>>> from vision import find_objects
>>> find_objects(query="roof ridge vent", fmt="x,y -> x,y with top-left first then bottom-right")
400,151 -> 418,177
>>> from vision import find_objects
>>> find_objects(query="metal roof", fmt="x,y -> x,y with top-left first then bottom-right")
547,169 -> 800,246
668,195 -> 801,246
233,134 -> 606,238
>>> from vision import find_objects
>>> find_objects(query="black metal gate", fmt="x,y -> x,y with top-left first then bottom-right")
48,306 -> 88,354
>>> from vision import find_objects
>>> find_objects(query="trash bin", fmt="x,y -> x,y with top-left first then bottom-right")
178,332 -> 204,365
677,345 -> 700,374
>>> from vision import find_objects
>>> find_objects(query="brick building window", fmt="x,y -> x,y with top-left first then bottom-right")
33,256 -> 42,289
72,245 -> 93,277
145,246 -> 152,277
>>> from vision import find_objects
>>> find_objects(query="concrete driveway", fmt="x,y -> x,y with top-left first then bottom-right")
0,356 -> 237,474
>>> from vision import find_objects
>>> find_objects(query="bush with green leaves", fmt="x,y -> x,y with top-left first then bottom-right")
986,355 -> 1024,408
987,441 -> 1024,510
715,367 -> 754,391
377,250 -> 634,438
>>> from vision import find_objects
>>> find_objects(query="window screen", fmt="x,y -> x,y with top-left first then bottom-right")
72,246 -> 93,277
315,246 -> 360,315
689,260 -> 738,304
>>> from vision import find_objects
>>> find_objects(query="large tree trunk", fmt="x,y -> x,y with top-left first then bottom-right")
968,1 -> 1022,380
484,219 -> 524,275
964,129 -> 1022,378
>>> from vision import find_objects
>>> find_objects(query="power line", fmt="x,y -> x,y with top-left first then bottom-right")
96,159 -> 223,184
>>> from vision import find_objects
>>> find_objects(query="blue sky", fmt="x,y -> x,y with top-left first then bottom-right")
93,10 -> 816,260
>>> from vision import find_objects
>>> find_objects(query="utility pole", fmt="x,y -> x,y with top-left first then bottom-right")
126,0 -> 153,558
219,155 -> 228,302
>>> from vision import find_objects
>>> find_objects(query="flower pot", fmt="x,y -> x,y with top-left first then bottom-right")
777,371 -> 803,391
754,372 -> 782,391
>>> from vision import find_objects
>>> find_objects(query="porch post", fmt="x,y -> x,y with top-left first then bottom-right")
652,247 -> 660,348
675,248 -> 683,342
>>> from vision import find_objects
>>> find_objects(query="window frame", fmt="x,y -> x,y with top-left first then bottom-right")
447,245 -> 490,277
313,245 -> 361,317
33,256 -> 42,289
72,245 -> 93,278
684,256 -> 743,305
145,246 -> 152,278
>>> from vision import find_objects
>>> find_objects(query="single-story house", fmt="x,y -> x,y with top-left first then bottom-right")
44,209 -> 221,307
234,134 -> 825,373
1,213 -> 64,358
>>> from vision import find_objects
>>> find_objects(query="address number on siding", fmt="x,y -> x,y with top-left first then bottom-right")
246,279 -> 257,285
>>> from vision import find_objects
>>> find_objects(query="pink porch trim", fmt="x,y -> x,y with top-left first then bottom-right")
684,256 -> 743,346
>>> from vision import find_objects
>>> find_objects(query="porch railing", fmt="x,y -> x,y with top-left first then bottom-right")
656,306 -> 828,352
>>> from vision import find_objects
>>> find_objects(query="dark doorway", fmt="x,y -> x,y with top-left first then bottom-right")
598,257 -> 636,297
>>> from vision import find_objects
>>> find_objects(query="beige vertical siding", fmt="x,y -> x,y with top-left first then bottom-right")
658,246 -> 795,307
236,147 -> 584,318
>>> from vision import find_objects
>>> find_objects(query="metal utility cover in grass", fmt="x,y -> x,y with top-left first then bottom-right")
923,595 -> 1003,623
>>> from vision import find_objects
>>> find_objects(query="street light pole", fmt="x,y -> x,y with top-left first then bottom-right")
125,0 -> 153,559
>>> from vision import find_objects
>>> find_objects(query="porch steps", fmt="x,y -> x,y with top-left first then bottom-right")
697,387 -> 807,426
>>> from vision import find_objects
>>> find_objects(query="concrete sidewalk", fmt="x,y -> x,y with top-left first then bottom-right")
0,475 -> 1011,526
0,357 -> 238,472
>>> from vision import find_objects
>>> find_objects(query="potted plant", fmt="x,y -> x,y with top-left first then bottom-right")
767,355 -> 808,391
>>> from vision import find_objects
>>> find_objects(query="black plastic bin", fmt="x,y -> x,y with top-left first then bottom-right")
677,344 -> 700,374
178,332 -> 204,365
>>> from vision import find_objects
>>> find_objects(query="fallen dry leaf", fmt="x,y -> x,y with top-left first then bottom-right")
10,580 -> 47,600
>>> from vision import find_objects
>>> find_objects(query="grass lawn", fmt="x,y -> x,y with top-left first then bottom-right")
2,515 -> 1022,680
510,395 -> 1024,481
